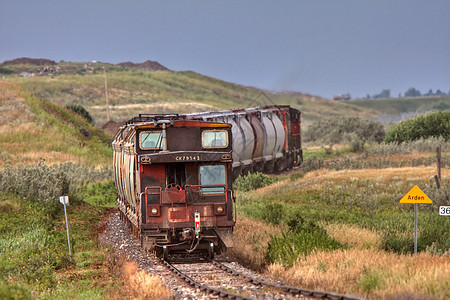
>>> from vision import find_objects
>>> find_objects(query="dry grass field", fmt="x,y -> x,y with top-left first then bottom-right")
266,249 -> 449,299
233,162 -> 449,299
118,260 -> 171,299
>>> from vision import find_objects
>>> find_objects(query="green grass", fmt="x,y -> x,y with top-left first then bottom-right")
0,191 -> 118,299
77,180 -> 117,208
351,96 -> 450,117
0,193 -> 65,296
0,82 -> 112,166
236,142 -> 450,267
238,179 -> 449,267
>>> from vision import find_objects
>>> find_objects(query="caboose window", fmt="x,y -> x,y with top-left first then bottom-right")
202,130 -> 228,148
199,165 -> 226,195
140,131 -> 162,150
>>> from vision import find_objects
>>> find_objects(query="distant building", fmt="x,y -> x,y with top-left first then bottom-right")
18,72 -> 34,77
332,94 -> 351,101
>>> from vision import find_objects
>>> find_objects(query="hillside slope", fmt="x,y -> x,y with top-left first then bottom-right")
2,60 -> 378,127
4,59 -> 447,128
351,96 -> 450,121
0,81 -> 112,167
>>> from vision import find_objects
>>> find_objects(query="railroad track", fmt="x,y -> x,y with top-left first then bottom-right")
160,258 -> 364,300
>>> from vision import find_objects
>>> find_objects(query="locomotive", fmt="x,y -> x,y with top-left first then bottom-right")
112,105 -> 302,258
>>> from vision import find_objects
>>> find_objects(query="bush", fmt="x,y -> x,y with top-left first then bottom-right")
262,203 -> 284,225
385,111 -> 450,143
233,172 -> 276,192
0,162 -> 113,204
366,137 -> 449,156
66,104 -> 94,125
304,116 -> 385,148
0,67 -> 13,75
268,230 -> 343,267
266,211 -> 343,267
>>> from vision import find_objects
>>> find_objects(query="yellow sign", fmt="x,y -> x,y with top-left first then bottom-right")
400,185 -> 432,204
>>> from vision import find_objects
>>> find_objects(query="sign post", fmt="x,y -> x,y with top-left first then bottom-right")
399,185 -> 432,254
414,203 -> 418,254
59,196 -> 72,262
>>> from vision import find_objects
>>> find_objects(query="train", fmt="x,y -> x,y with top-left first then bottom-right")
185,105 -> 303,178
112,105 -> 302,258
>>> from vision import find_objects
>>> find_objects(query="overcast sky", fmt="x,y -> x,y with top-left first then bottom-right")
1,0 -> 449,99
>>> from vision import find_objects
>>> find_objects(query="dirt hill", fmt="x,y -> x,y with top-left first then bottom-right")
1,57 -> 56,66
101,120 -> 126,136
117,60 -> 169,71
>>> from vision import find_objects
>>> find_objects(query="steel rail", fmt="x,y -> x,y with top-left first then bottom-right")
212,260 -> 364,300
160,258 -> 254,300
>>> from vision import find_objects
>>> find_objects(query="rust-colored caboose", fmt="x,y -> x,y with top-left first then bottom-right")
113,115 -> 234,258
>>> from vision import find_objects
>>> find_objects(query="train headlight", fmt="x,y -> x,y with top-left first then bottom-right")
148,206 -> 160,217
215,205 -> 225,215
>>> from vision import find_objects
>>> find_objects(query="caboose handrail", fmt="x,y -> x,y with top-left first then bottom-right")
142,186 -> 163,207
145,186 -> 162,194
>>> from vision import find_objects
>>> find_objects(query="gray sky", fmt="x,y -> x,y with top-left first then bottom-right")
1,0 -> 449,99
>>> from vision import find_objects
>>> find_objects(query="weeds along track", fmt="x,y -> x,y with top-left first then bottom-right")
103,212 -> 363,299
160,258 -> 363,300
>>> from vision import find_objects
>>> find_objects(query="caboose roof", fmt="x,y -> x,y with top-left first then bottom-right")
133,119 -> 231,130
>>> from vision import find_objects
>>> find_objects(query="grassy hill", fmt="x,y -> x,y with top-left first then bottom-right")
0,81 -> 111,167
3,59 -> 448,128
351,96 -> 450,122
2,60 -> 379,127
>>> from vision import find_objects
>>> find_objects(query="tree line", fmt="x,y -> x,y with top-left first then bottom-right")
304,111 -> 449,148
365,87 -> 449,99
336,87 -> 449,100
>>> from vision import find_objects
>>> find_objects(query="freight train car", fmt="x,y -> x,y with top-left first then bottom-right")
112,115 -> 235,259
185,105 -> 302,178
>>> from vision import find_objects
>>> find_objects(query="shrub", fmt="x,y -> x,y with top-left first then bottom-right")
66,104 -> 94,125
267,230 -> 343,267
0,67 -> 13,75
357,268 -> 386,293
267,211 -> 343,267
0,162 -> 113,204
385,111 -> 450,143
300,157 -> 324,173
304,116 -> 385,148
366,137 -> 449,156
262,203 -> 284,225
233,172 -> 276,191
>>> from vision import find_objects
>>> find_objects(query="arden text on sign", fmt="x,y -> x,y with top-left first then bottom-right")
399,185 -> 432,204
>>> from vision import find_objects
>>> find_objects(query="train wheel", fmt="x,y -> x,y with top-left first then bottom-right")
207,242 -> 214,260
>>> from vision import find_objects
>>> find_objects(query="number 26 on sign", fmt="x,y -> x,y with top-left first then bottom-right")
439,206 -> 450,216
